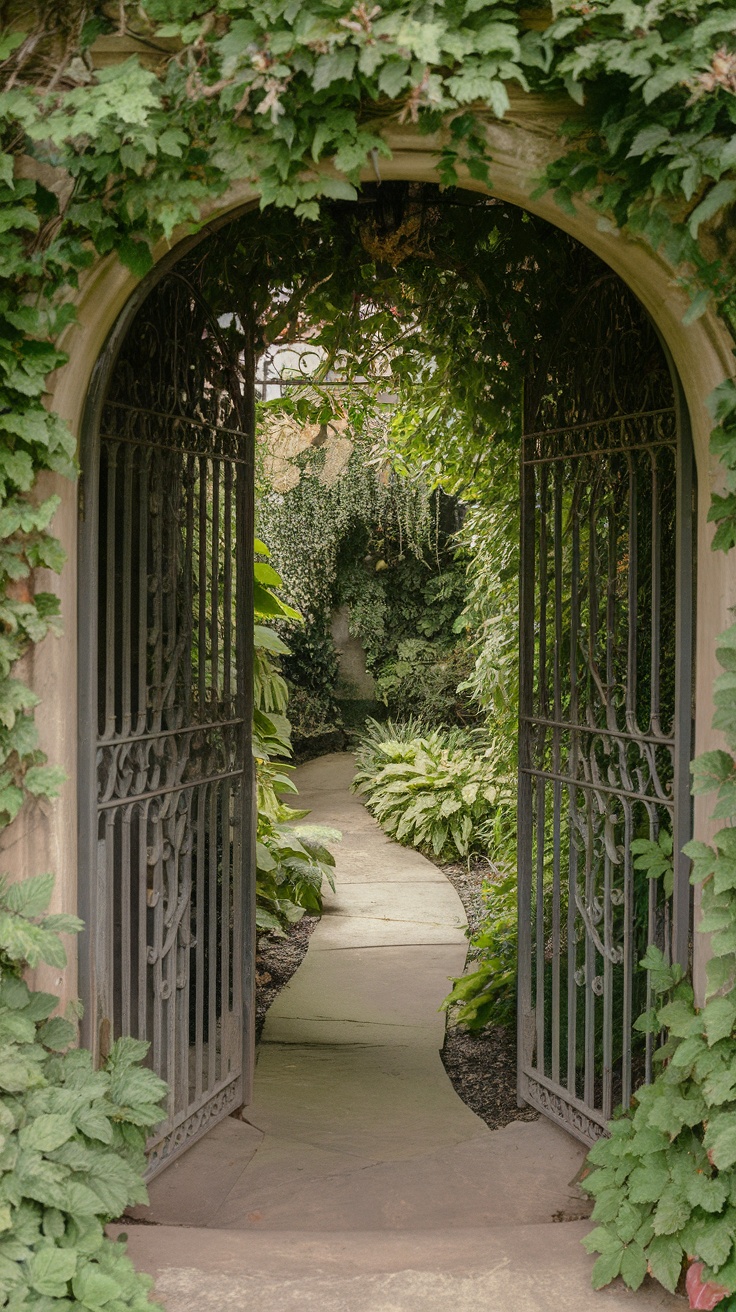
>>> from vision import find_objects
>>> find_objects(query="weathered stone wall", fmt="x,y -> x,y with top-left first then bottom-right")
330,606 -> 376,700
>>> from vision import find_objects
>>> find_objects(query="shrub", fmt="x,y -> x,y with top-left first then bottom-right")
256,816 -> 339,936
283,685 -> 343,748
0,873 -> 166,1312
352,719 -> 510,860
373,638 -> 477,726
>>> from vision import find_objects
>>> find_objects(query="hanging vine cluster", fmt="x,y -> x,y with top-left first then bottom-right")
1,0 -> 736,1302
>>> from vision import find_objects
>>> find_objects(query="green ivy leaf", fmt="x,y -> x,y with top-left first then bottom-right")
591,1244 -> 624,1288
3,873 -> 54,917
705,1118 -> 736,1172
627,1161 -> 670,1204
19,1114 -> 75,1152
653,1183 -> 692,1236
703,997 -> 736,1046
645,1234 -> 683,1293
620,1240 -> 647,1290
27,1245 -> 77,1296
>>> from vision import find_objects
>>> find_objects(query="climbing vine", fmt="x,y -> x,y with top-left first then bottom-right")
1,0 -> 736,1302
257,419 -> 469,738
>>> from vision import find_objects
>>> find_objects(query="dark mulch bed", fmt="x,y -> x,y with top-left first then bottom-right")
440,858 -> 538,1132
255,915 -> 320,1042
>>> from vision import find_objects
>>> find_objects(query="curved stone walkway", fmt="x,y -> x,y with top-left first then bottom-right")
120,753 -> 684,1310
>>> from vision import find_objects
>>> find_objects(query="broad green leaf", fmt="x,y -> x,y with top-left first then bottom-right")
703,997 -> 736,1046
19,1114 -> 75,1152
689,181 -> 736,238
645,1234 -> 683,1292
28,1245 -> 77,1297
591,1245 -> 623,1288
4,872 -> 54,917
620,1241 -> 647,1291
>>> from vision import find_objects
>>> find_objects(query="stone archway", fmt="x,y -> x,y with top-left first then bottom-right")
16,103 -> 735,1018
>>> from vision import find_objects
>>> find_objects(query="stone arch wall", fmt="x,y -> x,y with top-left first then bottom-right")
15,103 -> 734,1004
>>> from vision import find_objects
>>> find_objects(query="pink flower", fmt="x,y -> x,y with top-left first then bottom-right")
686,1261 -> 731,1310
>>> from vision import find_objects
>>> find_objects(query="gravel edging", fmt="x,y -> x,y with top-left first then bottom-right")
440,859 -> 538,1132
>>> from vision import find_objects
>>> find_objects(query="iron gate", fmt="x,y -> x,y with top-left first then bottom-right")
78,266 -> 256,1175
517,272 -> 694,1144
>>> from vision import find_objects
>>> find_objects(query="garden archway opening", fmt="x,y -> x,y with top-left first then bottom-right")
77,185 -> 696,1174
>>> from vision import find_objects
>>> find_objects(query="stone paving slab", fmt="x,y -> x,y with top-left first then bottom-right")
117,1223 -> 685,1311
325,845 -> 449,884
244,1041 -> 486,1161
310,914 -> 466,948
209,1117 -> 587,1232
322,879 -> 466,924
265,943 -> 466,1028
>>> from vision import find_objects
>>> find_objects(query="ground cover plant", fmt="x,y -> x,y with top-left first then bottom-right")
0,872 -> 166,1312
442,863 -> 518,1031
1,1 -> 736,1304
353,718 -> 511,861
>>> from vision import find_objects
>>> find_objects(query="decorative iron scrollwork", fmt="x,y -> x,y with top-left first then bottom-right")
519,261 -> 693,1143
94,261 -> 251,1178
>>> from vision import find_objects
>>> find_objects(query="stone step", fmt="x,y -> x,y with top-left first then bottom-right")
114,1221 -> 685,1312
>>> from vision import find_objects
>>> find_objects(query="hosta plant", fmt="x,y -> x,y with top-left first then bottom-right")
442,865 -> 518,1030
256,810 -> 339,936
352,719 -> 510,860
0,872 -> 166,1312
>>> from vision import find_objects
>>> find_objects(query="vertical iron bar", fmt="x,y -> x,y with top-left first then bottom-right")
211,460 -> 220,714
551,464 -> 563,1085
672,389 -> 694,970
121,808 -> 132,1037
584,492 -> 598,1109
136,450 -> 150,735
602,486 -> 616,1116
221,776 -> 232,1075
625,448 -> 638,735
566,477 -> 582,1098
236,321 -> 256,1106
104,445 -> 118,739
602,846 -> 613,1119
223,462 -> 233,712
194,783 -> 206,1104
622,799 -> 634,1107
198,457 -> 208,719
138,801 -> 149,1041
121,445 -> 134,738
517,409 -> 536,1104
535,464 -> 549,1074
650,449 -> 662,736
208,779 -> 218,1091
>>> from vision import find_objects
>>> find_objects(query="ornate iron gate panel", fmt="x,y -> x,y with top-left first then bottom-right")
517,272 -> 694,1144
79,269 -> 256,1175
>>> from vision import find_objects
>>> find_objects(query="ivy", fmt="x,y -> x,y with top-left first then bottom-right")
0,871 -> 166,1312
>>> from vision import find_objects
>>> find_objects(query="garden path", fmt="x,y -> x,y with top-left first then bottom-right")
118,753 -> 683,1311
